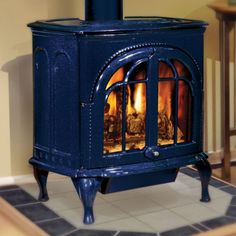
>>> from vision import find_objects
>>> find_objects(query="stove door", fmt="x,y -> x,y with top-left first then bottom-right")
84,46 -> 202,168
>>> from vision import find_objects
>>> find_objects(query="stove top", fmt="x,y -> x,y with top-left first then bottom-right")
28,16 -> 207,34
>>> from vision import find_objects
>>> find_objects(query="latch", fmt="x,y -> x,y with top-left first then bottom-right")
145,146 -> 160,160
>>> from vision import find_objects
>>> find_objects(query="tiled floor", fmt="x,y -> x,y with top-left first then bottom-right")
1,167 -> 236,236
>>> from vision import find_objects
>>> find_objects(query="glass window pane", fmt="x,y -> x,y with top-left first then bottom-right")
106,67 -> 125,90
126,83 -> 146,151
172,59 -> 190,78
159,61 -> 174,78
104,86 -> 123,154
129,62 -> 147,81
178,80 -> 192,143
158,81 -> 175,146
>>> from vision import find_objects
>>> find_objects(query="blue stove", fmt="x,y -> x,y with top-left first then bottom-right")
28,0 -> 211,225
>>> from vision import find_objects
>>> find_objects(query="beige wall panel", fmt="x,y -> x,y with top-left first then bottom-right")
0,72 -> 11,176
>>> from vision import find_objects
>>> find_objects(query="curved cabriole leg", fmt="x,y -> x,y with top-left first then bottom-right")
33,167 -> 49,202
72,177 -> 102,225
196,158 -> 212,202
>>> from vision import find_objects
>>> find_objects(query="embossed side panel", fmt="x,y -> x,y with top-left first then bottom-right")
34,48 -> 50,150
32,32 -> 80,170
53,52 -> 73,156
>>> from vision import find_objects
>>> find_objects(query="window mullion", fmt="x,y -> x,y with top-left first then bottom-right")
121,84 -> 127,151
174,78 -> 179,144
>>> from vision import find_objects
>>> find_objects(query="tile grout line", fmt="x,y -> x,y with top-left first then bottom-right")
0,188 -> 21,193
81,216 -> 132,229
166,206 -> 211,227
107,195 -> 166,220
224,215 -> 236,220
113,231 -> 120,236
197,222 -> 212,230
190,224 -> 204,233
42,203 -> 83,214
131,214 -> 161,232
60,228 -> 80,236
0,188 -> 21,195
14,201 -> 40,208
35,216 -> 62,224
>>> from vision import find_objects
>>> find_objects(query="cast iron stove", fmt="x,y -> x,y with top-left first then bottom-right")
28,0 -> 211,224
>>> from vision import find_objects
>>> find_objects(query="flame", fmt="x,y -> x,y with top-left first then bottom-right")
134,83 -> 146,114
127,86 -> 135,115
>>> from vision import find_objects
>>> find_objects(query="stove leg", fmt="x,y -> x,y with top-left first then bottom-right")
72,177 -> 102,224
33,167 -> 49,202
196,158 -> 212,202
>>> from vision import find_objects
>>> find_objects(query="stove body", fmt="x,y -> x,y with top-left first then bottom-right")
28,0 -> 211,224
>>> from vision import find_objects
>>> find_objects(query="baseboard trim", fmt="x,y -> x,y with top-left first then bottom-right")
208,149 -> 236,168
0,175 -> 35,186
0,172 -> 66,186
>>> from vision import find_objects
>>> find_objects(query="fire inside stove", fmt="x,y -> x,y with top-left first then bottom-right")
104,60 -> 192,154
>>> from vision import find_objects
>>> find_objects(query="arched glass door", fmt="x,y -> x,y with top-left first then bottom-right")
157,60 -> 192,146
103,61 -> 148,154
89,46 -> 202,168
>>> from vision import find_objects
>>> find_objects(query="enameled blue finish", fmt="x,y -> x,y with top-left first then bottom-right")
100,169 -> 178,193
196,158 -> 212,202
72,177 -> 102,224
29,17 -> 207,173
28,15 -> 211,224
33,167 -> 49,202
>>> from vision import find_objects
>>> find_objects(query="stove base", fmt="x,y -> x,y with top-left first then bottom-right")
32,155 -> 211,224
100,168 -> 178,194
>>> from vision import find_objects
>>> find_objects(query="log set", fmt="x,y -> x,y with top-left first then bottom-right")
104,101 -> 184,153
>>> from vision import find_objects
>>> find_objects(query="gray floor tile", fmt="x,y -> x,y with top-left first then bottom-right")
220,186 -> 236,195
0,185 -> 19,192
230,196 -> 236,206
180,168 -> 199,178
209,178 -> 227,188
0,189 -> 37,206
16,203 -> 59,222
117,232 -> 156,236
200,216 -> 236,229
37,218 -> 76,236
226,206 -> 236,218
66,229 -> 116,236
160,225 -> 200,236
192,223 -> 209,232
